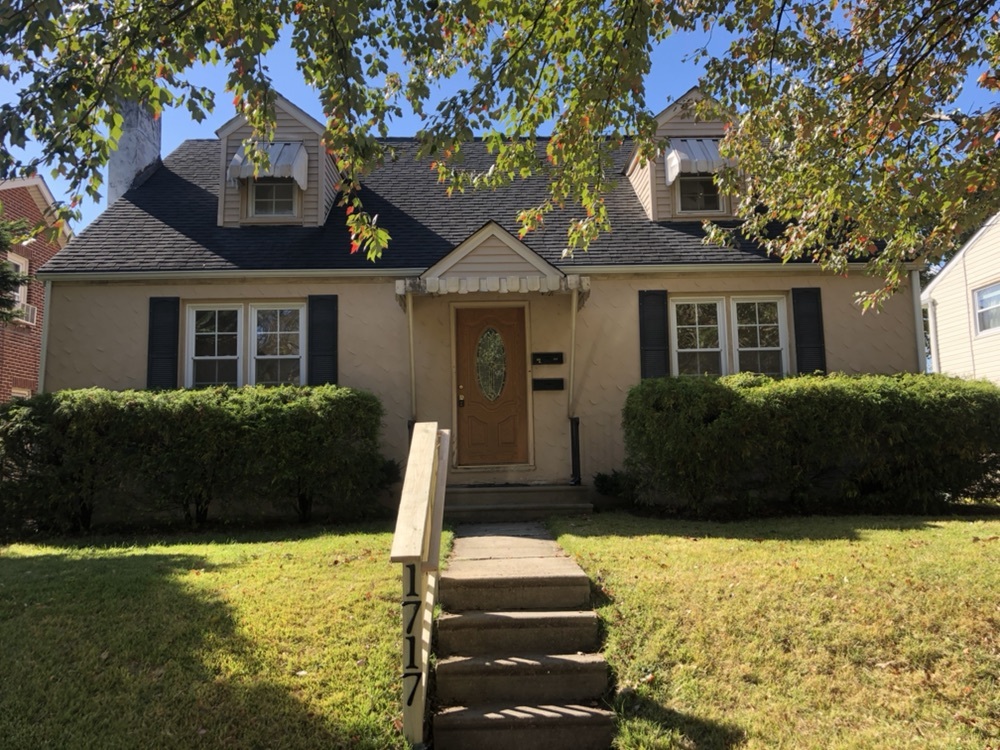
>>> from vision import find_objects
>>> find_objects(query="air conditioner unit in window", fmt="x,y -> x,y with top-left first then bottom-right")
16,302 -> 37,325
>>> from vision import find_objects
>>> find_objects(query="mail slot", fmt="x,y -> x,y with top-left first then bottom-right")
532,378 -> 564,391
531,352 -> 564,365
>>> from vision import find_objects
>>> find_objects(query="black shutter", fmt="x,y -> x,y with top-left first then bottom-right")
792,287 -> 827,374
638,290 -> 669,378
147,297 -> 179,389
308,295 -> 338,384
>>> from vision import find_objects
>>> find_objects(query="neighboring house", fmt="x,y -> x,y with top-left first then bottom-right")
37,88 -> 923,483
0,176 -> 71,400
922,211 -> 1000,383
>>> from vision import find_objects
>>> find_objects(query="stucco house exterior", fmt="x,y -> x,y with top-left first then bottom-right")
0,176 -> 71,400
922,211 -> 1000,383
37,88 -> 923,486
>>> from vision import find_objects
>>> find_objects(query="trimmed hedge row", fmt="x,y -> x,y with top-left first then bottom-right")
622,373 -> 1000,518
0,385 -> 396,535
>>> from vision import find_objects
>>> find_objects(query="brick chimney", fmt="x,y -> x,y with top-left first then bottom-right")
107,100 -> 162,204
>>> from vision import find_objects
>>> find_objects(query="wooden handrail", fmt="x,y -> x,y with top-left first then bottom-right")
390,421 -> 450,747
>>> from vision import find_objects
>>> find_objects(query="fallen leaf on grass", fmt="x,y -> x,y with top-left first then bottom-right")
972,536 -> 999,543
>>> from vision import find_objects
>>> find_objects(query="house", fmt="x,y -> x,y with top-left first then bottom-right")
922,211 -> 1000,383
0,176 -> 71,400
37,88 -> 923,485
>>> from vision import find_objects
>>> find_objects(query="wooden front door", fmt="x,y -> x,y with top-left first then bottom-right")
455,307 -> 529,465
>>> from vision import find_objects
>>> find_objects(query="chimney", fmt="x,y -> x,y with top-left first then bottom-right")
107,100 -> 162,204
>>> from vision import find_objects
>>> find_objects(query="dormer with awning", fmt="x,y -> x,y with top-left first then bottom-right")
215,94 -> 340,228
625,86 -> 735,221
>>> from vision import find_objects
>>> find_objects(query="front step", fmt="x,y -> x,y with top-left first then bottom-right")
435,653 -> 608,704
434,703 -> 616,750
436,609 -> 600,657
440,555 -> 591,611
444,485 -> 593,522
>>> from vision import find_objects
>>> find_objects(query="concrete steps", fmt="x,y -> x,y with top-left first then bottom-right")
444,485 -> 593,522
432,522 -> 614,750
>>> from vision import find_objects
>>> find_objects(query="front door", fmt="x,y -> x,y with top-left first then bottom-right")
455,306 -> 529,465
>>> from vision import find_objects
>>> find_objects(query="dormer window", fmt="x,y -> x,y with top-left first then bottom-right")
227,141 -> 308,223
677,175 -> 722,213
665,138 -> 734,216
251,178 -> 297,217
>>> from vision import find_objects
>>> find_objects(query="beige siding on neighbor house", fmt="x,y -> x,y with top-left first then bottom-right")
926,220 -> 1000,383
220,109 -> 323,227
44,278 -> 413,462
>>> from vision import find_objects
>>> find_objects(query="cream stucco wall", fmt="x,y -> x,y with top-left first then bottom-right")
45,268 -> 919,483
924,218 -> 1000,383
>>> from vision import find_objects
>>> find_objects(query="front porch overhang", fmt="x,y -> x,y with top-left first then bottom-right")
395,273 -> 590,302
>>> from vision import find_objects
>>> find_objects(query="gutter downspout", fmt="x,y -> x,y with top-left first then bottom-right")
910,269 -> 925,372
927,299 -> 941,374
568,288 -> 581,485
38,279 -> 52,393
406,292 -> 417,436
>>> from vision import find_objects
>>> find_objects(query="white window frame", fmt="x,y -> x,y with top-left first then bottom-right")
6,252 -> 28,305
674,174 -> 727,216
248,178 -> 300,219
185,304 -> 244,388
670,298 -> 728,376
730,297 -> 790,377
248,303 -> 307,386
974,282 -> 1000,336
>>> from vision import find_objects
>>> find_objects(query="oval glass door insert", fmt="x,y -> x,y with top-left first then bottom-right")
476,327 -> 507,401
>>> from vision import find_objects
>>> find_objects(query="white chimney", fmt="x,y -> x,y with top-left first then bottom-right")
108,100 -> 162,204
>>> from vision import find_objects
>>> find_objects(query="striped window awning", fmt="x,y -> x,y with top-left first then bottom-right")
664,139 -> 733,185
227,142 -> 308,190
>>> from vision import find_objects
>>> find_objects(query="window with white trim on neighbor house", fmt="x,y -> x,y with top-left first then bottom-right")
186,304 -> 305,387
975,283 -> 1000,333
670,297 -> 789,377
6,251 -> 28,306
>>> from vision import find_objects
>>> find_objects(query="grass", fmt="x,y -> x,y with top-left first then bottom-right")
0,523 -> 439,750
550,512 -> 1000,750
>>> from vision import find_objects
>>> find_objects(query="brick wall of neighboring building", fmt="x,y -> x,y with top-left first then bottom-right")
0,181 -> 66,401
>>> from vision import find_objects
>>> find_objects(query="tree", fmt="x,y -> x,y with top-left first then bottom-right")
0,218 -> 31,324
1,1 -> 997,301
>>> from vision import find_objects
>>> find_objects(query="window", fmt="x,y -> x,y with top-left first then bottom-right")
975,283 -> 1000,333
671,300 -> 725,375
677,175 -> 723,214
10,387 -> 32,399
188,306 -> 242,387
251,305 -> 305,385
669,297 -> 790,377
732,299 -> 789,377
250,179 -> 297,218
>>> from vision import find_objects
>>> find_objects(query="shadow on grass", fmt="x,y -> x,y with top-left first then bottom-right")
0,551 -> 395,750
13,518 -> 397,551
614,690 -> 746,749
553,510 -> 977,542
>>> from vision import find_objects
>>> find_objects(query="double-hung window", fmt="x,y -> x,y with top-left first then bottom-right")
975,283 -> 1000,334
732,298 -> 789,377
189,306 -> 242,387
671,300 -> 726,375
250,305 -> 305,385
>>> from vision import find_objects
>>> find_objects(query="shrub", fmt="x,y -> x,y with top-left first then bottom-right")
0,385 -> 391,536
622,373 -> 1000,519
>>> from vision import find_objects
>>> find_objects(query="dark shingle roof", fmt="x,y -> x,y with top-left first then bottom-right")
42,138 -> 781,274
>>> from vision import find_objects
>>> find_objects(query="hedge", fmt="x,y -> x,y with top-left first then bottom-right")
0,385 -> 395,535
621,373 -> 1000,518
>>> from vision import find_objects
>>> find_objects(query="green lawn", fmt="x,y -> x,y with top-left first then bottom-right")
550,512 -> 1000,750
0,524 -> 417,750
